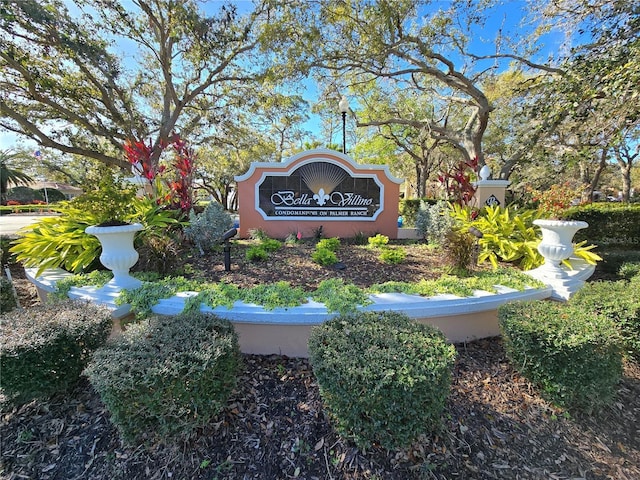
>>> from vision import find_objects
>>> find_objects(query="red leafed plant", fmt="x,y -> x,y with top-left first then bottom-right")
438,157 -> 479,206
124,134 -> 195,213
169,137 -> 195,212
527,182 -> 584,219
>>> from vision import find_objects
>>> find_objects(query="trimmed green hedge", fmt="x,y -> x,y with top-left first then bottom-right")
596,250 -> 640,276
309,311 -> 456,449
571,278 -> 640,362
84,312 -> 241,445
0,300 -> 112,407
499,300 -> 623,412
566,203 -> 640,248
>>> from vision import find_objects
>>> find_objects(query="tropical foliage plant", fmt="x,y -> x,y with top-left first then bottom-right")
124,134 -> 196,213
450,205 -> 601,270
438,157 -> 478,206
10,179 -> 181,276
450,204 -> 543,270
1,150 -> 34,204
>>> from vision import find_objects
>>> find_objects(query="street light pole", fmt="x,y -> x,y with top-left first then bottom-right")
338,96 -> 349,154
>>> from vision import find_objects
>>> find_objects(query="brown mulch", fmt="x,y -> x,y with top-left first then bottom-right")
183,240 -> 453,291
2,242 -> 639,480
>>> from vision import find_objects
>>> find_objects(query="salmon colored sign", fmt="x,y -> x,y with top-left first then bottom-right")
235,149 -> 402,239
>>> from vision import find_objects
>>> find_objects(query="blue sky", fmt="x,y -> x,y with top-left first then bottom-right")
1,0 -> 566,153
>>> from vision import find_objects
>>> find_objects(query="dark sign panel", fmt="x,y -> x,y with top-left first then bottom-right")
256,161 -> 383,221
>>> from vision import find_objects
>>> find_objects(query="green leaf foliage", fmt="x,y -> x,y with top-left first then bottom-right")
312,278 -> 372,315
370,268 -> 545,297
9,181 -> 182,277
378,246 -> 406,264
242,281 -> 307,310
367,234 -> 389,248
450,204 -> 543,270
246,246 -> 269,262
309,311 -> 457,449
84,313 -> 241,445
184,202 -> 233,254
184,282 -> 242,312
570,279 -> 640,362
316,237 -> 340,252
0,277 -> 18,313
499,300 -> 623,412
311,247 -> 338,266
1,300 -> 112,407
567,203 -> 640,249
51,270 -> 113,300
117,277 -> 201,319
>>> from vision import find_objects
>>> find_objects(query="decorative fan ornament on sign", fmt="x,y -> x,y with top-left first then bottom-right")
299,162 -> 348,206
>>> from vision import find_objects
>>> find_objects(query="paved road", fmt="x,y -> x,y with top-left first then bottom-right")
0,215 -> 59,236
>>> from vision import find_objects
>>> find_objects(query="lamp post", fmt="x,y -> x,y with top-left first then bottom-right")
338,95 -> 349,154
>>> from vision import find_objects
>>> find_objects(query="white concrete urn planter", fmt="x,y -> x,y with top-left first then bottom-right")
533,219 -> 588,278
527,218 -> 594,301
85,223 -> 143,290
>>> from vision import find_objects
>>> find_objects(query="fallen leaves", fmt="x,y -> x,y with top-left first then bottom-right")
3,258 -> 640,479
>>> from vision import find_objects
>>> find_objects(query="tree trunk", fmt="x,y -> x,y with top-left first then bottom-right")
619,163 -> 632,202
415,162 -> 427,198
614,144 -> 637,202
585,149 -> 608,201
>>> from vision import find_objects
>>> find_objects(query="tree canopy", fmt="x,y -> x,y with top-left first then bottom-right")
0,0 -> 638,199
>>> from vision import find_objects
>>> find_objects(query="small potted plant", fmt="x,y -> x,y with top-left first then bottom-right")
529,182 -> 588,278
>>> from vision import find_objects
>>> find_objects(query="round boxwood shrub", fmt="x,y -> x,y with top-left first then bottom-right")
0,300 -> 112,407
499,300 -> 623,412
84,312 -> 241,445
312,247 -> 338,266
309,311 -> 457,449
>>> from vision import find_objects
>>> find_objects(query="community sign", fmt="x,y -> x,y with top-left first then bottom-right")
235,149 -> 402,239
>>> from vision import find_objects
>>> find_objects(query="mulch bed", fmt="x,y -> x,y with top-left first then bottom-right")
2,242 -> 639,479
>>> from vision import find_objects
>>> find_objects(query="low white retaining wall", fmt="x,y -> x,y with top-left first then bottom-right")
25,267 -> 553,357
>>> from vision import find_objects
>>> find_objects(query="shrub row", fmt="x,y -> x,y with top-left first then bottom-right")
6,280 -> 636,449
596,250 -> 640,276
84,312 -> 241,445
567,203 -> 640,248
4,186 -> 67,204
0,300 -> 112,407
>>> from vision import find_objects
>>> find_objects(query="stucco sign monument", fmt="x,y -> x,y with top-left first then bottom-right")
235,149 -> 402,239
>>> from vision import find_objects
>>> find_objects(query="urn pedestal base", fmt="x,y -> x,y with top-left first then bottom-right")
526,259 -> 595,301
